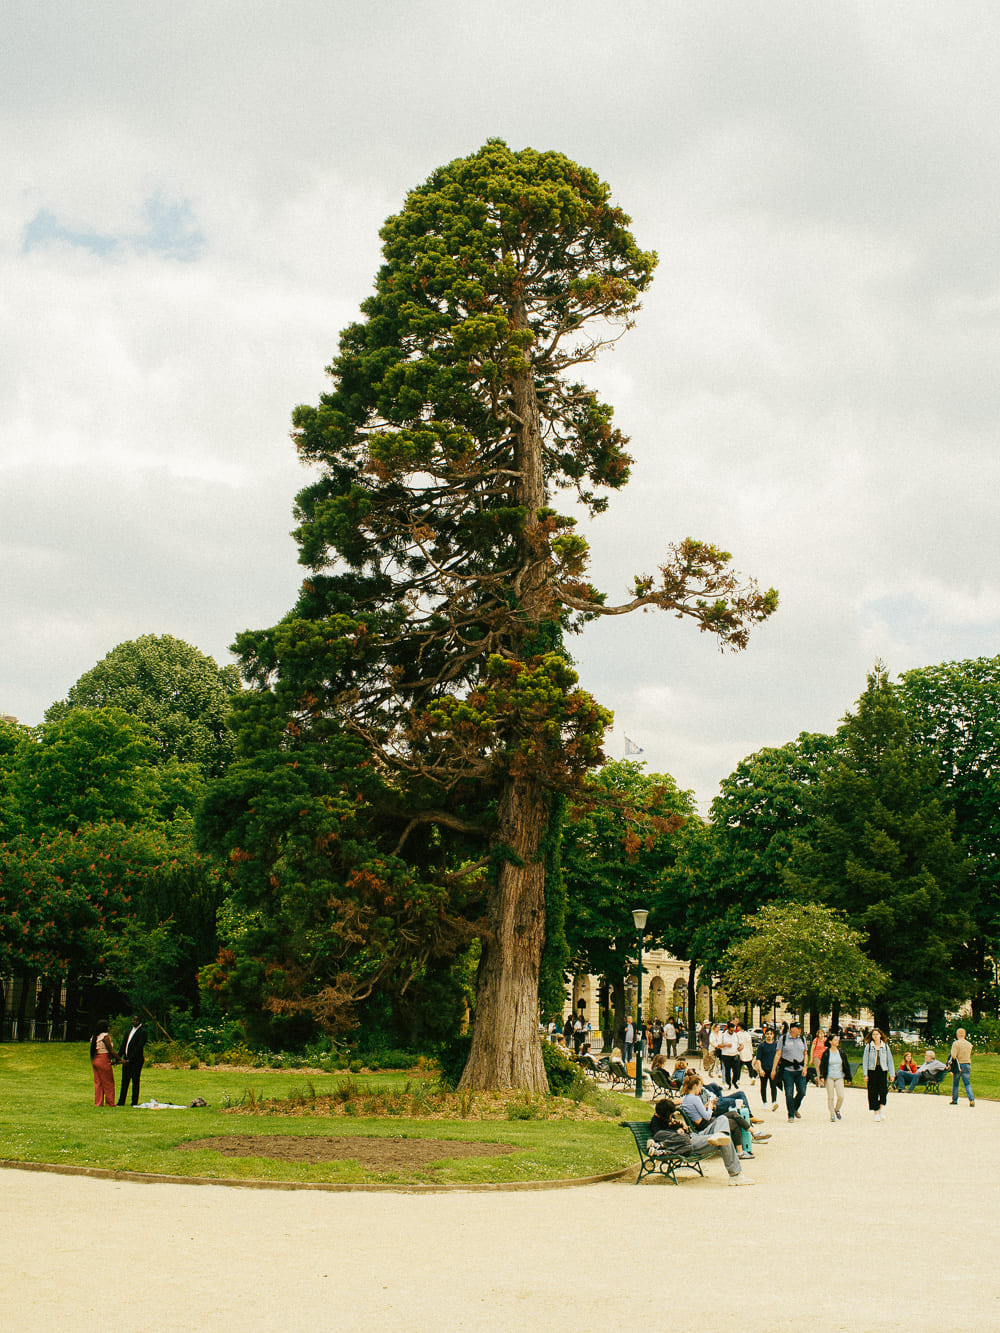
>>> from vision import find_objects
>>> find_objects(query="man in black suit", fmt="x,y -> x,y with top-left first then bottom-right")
117,1015 -> 148,1106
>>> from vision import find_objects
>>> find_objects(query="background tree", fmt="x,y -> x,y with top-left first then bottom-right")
46,634 -> 240,779
709,731 -> 835,905
899,656 -> 1000,1018
14,709 -> 158,833
784,664 -> 974,1031
2,701 -> 222,1037
719,901 -> 888,1020
561,760 -> 693,1043
229,140 -> 776,1090
197,727 -> 481,1047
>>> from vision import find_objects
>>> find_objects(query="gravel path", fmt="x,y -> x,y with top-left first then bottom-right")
5,1084 -> 996,1330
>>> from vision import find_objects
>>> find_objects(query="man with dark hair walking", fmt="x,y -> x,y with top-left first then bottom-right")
772,1019 -> 808,1121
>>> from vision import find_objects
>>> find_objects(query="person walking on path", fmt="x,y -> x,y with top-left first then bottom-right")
772,1018 -> 809,1120
90,1020 -> 116,1107
753,1025 -> 781,1111
737,1022 -> 755,1085
809,1029 -> 827,1085
948,1028 -> 975,1105
663,1019 -> 676,1059
818,1032 -> 851,1121
862,1028 -> 894,1121
720,1021 -> 741,1088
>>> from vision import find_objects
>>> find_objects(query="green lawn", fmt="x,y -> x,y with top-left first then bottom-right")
0,1044 -> 638,1185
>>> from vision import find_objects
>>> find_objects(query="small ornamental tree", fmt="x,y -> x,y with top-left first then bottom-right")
719,901 -> 888,1019
230,141 -> 777,1090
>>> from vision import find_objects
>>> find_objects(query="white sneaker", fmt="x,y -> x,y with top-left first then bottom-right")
707,1132 -> 731,1147
729,1174 -> 756,1186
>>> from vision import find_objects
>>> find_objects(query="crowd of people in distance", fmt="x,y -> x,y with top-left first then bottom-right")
637,1018 -> 978,1184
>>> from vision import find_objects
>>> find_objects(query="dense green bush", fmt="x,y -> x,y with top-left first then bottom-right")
542,1040 -> 588,1097
436,1034 -> 472,1089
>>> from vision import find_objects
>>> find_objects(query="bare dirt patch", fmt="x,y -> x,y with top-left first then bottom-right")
175,1134 -> 518,1170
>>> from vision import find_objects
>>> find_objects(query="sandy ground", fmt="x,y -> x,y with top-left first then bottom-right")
4,1083 -> 998,1331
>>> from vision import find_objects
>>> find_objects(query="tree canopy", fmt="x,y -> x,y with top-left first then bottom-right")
220,140 -> 777,1088
47,634 -> 241,779
784,664 -> 974,1029
561,760 -> 693,1037
899,656 -> 1000,1017
719,901 -> 888,1017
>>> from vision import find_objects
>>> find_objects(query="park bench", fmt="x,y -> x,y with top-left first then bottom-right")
608,1057 -> 632,1088
620,1120 -> 706,1186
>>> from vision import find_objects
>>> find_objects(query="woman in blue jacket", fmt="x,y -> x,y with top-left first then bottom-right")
862,1028 -> 895,1122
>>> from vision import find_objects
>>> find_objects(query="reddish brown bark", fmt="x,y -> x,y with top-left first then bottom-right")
459,778 -> 550,1091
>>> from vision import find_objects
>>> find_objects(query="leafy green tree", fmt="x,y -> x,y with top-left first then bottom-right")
719,901 -> 888,1018
197,729 -> 482,1046
0,718 -> 32,842
784,665 -> 974,1030
47,634 -> 241,779
0,818 -> 223,1033
709,732 -> 835,904
231,140 -> 776,1089
562,760 -> 694,1042
14,709 -> 157,833
899,656 -> 1000,1018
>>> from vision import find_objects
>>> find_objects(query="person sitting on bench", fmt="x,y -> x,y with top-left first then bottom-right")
649,1098 -> 754,1186
898,1050 -> 947,1091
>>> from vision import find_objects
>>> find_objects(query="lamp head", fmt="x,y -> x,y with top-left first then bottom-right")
632,908 -> 649,931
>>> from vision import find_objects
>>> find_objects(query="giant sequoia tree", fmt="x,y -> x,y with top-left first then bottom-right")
230,141 -> 776,1090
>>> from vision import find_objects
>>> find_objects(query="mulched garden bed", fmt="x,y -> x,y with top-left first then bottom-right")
175,1134 -> 517,1169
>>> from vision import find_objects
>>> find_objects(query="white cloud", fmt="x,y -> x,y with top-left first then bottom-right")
2,0 -> 999,815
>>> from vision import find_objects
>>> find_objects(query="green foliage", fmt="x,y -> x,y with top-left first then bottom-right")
899,656 -> 1000,1017
196,726 -> 482,1040
540,1038 -> 587,1097
217,141 -> 775,1089
562,760 -> 695,1033
46,634 -> 241,779
436,1033 -> 473,1090
784,664 -> 974,1025
719,900 -> 888,1013
14,708 -> 157,833
538,794 -> 570,1022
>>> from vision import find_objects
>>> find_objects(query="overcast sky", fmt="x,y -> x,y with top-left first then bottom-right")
3,1 -> 998,811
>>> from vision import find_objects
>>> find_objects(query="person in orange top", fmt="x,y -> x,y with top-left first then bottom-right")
894,1051 -> 918,1090
809,1029 -> 827,1084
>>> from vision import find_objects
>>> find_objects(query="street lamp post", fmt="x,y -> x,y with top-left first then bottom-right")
632,908 -> 648,1099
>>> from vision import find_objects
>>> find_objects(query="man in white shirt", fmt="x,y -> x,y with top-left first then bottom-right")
117,1015 -> 148,1107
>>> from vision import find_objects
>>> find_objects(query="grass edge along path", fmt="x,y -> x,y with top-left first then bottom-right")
0,1044 -> 639,1187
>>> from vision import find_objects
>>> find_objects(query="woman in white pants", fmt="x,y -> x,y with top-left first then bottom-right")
818,1032 -> 852,1121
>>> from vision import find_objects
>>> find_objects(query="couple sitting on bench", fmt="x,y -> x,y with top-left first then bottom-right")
648,1095 -> 757,1187
894,1050 -> 947,1092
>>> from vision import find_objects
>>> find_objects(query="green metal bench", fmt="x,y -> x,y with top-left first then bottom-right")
621,1120 -> 706,1186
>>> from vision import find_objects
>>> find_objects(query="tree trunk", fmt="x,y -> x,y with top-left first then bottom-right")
610,975 -> 626,1050
459,778 -> 550,1090
685,960 -> 699,1055
16,972 -> 35,1041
